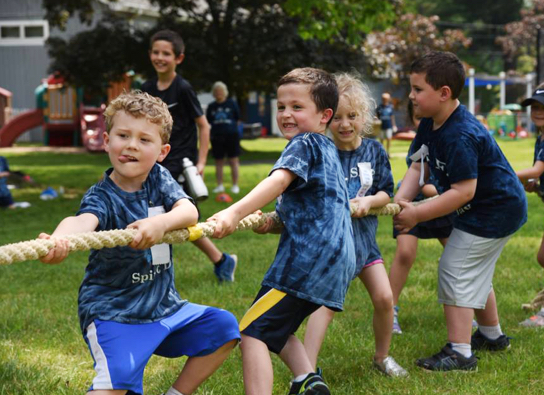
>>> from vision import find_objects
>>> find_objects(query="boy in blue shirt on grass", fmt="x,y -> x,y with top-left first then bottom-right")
394,51 -> 527,372
210,68 -> 355,395
39,91 -> 239,395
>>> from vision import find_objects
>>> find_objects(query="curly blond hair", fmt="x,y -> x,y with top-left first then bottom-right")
104,90 -> 173,144
333,72 -> 376,136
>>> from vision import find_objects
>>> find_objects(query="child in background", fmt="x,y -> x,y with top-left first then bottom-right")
303,72 -> 407,378
142,29 -> 237,283
394,51 -> 527,372
39,91 -> 239,395
516,84 -> 544,327
206,81 -> 242,195
376,92 -> 396,156
388,101 -> 454,334
210,68 -> 355,395
0,156 -> 16,209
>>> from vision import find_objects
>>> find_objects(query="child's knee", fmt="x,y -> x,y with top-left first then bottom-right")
372,290 -> 394,311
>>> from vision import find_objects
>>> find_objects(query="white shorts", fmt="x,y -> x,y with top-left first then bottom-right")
438,228 -> 511,309
380,128 -> 393,140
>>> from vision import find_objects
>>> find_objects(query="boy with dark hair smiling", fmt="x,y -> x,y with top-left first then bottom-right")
210,67 -> 355,395
142,29 -> 238,283
394,51 -> 527,371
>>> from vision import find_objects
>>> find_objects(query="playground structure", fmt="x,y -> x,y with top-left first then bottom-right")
0,73 -> 133,151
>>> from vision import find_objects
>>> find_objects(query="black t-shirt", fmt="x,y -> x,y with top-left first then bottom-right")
142,74 -> 203,178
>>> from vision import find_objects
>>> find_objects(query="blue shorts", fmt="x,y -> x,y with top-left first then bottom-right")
239,286 -> 320,354
83,303 -> 240,395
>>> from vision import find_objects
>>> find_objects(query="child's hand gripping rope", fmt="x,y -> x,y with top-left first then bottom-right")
0,211 -> 276,265
0,199 -> 437,266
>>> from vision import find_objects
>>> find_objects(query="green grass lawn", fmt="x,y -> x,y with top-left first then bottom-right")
1,136 -> 543,394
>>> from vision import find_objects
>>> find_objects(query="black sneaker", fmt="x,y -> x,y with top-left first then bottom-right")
471,329 -> 511,351
416,344 -> 477,372
288,372 -> 330,395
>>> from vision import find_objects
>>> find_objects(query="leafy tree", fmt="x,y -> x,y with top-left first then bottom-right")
46,13 -> 142,101
362,13 -> 471,82
44,0 -> 397,103
283,0 -> 401,45
405,0 -> 524,74
496,0 -> 544,74
405,0 -> 523,25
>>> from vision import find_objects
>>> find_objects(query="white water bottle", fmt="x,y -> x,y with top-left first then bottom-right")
181,158 -> 208,202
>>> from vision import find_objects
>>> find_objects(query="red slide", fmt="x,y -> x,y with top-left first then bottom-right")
0,109 -> 43,147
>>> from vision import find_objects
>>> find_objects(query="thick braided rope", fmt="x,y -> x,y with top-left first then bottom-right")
522,288 -> 544,310
0,211 -> 277,266
0,197 -> 436,266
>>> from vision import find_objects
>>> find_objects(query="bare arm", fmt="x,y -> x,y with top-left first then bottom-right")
351,191 -> 391,217
394,161 -> 427,203
209,169 -> 297,238
195,115 -> 211,175
516,161 -> 544,181
421,183 -> 439,198
128,198 -> 198,249
394,178 -> 476,233
39,213 -> 99,264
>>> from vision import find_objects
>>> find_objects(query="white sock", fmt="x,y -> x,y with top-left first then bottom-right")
450,342 -> 472,358
166,387 -> 184,395
293,373 -> 310,383
478,324 -> 503,340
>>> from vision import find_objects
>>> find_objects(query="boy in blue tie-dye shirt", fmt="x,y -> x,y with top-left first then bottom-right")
210,68 -> 355,395
39,91 -> 239,395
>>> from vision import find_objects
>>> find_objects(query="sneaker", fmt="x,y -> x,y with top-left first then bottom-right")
519,314 -> 544,327
471,329 -> 511,351
212,184 -> 225,193
231,184 -> 240,194
416,344 -> 477,372
519,309 -> 544,327
288,372 -> 330,395
213,253 -> 237,282
373,356 -> 409,377
393,305 -> 402,334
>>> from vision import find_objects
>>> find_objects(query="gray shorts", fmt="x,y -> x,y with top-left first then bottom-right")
380,128 -> 393,140
438,228 -> 511,309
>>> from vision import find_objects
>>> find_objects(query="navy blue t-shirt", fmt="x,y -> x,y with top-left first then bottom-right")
76,164 -> 191,332
377,103 -> 394,130
338,139 -> 394,275
142,75 -> 203,177
206,98 -> 240,135
533,135 -> 544,195
263,133 -> 356,311
412,104 -> 527,238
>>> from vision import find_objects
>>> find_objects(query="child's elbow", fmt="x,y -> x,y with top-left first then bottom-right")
188,205 -> 199,224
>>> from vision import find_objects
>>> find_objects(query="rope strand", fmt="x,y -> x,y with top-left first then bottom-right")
0,198 -> 436,266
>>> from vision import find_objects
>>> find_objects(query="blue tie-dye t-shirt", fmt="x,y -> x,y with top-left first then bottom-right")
263,133 -> 356,311
533,135 -> 544,195
412,104 -> 527,238
76,164 -> 191,332
338,139 -> 394,275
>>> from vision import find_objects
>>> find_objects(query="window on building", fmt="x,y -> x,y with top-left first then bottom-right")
0,21 -> 49,46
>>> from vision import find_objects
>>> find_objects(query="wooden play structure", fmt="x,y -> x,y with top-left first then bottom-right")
0,72 -> 134,151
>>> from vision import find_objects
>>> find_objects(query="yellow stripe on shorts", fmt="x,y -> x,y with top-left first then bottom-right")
238,288 -> 287,332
